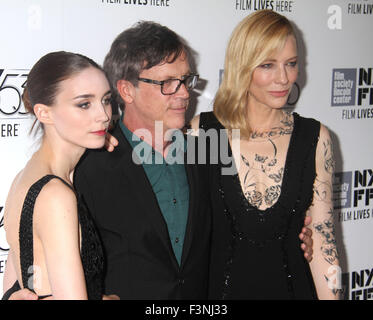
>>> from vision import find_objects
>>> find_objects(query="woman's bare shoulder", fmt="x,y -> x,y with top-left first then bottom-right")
35,177 -> 76,213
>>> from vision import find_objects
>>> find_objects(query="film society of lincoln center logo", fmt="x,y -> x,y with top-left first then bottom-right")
334,169 -> 373,223
331,68 -> 356,107
334,169 -> 373,209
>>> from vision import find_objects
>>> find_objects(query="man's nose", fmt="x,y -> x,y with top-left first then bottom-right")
175,81 -> 190,98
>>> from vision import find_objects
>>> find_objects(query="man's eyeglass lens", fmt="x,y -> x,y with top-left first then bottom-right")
137,74 -> 199,95
162,75 -> 198,95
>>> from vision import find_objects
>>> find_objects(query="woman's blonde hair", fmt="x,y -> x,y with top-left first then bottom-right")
213,10 -> 296,139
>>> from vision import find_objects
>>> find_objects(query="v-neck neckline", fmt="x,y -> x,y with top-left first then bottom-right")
227,112 -> 299,214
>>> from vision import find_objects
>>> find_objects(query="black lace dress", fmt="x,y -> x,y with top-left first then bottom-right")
200,112 -> 319,300
2,175 -> 104,300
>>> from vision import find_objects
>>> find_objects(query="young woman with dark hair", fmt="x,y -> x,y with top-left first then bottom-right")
2,51 -> 112,300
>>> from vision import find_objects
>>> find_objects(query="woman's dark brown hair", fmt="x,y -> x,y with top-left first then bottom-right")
23,51 -> 103,133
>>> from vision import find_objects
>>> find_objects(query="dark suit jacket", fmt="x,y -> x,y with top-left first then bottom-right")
74,124 -> 211,299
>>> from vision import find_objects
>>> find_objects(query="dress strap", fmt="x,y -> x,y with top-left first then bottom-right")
19,174 -> 74,296
199,111 -> 223,131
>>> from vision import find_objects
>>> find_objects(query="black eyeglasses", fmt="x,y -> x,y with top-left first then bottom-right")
137,74 -> 199,95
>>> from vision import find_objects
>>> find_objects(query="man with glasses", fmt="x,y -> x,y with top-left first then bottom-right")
76,21 -> 212,299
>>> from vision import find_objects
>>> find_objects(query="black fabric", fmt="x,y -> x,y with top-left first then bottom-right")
2,175 -> 104,300
2,281 -> 21,300
73,124 -> 211,299
200,111 -> 319,300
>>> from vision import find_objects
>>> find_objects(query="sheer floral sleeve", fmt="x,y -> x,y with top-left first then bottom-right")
308,124 -> 341,299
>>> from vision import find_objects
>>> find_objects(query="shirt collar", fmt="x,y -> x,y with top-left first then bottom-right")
118,113 -> 186,165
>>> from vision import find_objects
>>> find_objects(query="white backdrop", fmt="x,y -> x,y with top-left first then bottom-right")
0,0 -> 372,300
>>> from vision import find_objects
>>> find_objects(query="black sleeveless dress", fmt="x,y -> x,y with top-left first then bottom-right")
200,112 -> 319,300
2,175 -> 104,300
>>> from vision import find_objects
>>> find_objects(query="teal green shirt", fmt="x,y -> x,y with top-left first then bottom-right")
119,119 -> 189,265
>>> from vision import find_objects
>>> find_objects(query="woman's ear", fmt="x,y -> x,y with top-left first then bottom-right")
33,103 -> 53,125
116,80 -> 136,104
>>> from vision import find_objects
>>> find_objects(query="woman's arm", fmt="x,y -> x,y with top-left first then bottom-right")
308,124 -> 341,300
34,179 -> 88,300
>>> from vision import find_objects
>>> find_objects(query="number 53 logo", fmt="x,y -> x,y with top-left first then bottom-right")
0,69 -> 29,118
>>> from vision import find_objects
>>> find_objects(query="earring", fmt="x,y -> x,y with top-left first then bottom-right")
287,82 -> 300,106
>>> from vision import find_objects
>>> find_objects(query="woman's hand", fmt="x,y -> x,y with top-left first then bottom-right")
8,288 -> 38,300
299,216 -> 313,262
103,294 -> 120,300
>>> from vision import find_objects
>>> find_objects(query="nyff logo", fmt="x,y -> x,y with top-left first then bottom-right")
354,169 -> 373,207
343,269 -> 373,300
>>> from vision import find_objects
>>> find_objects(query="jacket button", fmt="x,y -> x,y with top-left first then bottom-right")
178,278 -> 185,285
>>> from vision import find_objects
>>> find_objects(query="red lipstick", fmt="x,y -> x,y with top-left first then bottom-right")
91,130 -> 106,136
269,90 -> 289,97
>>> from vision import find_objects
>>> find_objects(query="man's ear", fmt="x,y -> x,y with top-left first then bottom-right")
117,80 -> 136,104
33,103 -> 53,125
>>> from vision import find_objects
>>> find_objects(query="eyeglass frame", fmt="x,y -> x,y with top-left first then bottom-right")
137,74 -> 199,95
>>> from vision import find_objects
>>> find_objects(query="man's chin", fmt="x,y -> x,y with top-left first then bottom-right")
167,118 -> 186,131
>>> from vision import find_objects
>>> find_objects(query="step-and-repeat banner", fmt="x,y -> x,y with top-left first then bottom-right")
0,0 -> 372,299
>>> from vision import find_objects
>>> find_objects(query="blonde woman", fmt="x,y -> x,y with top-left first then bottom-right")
192,10 -> 340,299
